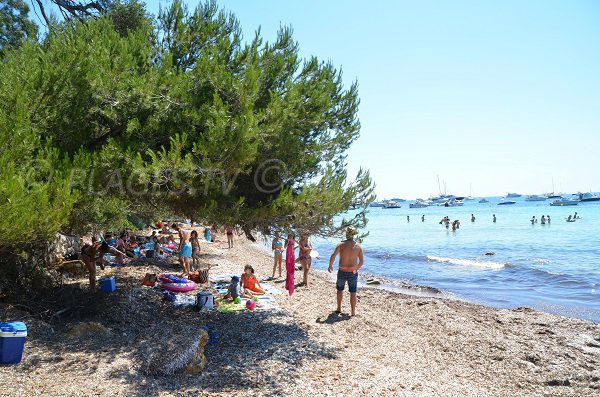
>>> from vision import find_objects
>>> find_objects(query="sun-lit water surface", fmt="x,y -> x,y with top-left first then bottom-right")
309,197 -> 600,322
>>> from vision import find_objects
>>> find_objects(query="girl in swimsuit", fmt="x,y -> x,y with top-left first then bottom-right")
241,265 -> 265,297
190,230 -> 201,270
298,234 -> 312,288
271,232 -> 284,279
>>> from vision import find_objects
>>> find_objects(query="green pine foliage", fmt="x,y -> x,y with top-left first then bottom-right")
0,0 -> 38,58
0,0 -> 374,250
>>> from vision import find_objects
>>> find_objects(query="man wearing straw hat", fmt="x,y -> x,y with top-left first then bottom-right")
328,227 -> 364,316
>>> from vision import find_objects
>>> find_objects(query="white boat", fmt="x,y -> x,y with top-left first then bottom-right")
409,200 -> 428,209
498,199 -> 517,205
369,201 -> 385,208
550,198 -> 578,206
478,198 -> 489,203
443,199 -> 464,207
383,201 -> 402,209
525,195 -> 547,202
545,178 -> 562,199
577,192 -> 600,202
506,193 -> 521,198
464,184 -> 475,200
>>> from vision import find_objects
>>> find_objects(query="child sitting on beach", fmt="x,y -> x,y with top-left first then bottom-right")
224,275 -> 241,300
240,265 -> 265,297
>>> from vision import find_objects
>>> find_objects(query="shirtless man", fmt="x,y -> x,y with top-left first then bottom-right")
328,227 -> 364,316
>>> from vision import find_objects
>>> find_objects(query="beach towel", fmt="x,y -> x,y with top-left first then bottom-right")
216,295 -> 279,313
285,239 -> 295,296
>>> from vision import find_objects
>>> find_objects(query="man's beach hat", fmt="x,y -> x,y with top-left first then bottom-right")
346,227 -> 358,239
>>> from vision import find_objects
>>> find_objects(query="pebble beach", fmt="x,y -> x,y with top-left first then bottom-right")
0,235 -> 599,396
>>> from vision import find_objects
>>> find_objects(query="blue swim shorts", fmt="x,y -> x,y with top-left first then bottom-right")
336,271 -> 358,293
179,243 -> 192,258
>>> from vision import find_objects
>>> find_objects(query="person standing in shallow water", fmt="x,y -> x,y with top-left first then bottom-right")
421,214 -> 425,222
493,214 -> 497,223
328,227 -> 364,316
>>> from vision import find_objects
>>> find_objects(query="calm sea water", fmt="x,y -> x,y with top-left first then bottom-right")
311,197 -> 600,322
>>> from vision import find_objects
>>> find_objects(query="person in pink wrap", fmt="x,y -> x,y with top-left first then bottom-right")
284,233 -> 296,295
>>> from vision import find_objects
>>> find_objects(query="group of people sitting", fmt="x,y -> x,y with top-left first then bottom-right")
224,265 -> 266,300
78,222 -> 208,292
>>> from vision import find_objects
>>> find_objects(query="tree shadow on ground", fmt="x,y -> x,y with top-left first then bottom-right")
2,260 -> 339,396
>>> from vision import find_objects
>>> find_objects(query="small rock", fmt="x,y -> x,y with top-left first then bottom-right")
545,379 -> 571,387
526,354 -> 540,365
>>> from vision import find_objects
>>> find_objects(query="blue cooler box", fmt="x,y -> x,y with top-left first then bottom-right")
99,276 -> 116,293
0,322 -> 27,364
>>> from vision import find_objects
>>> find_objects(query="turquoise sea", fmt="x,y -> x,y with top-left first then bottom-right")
311,197 -> 600,323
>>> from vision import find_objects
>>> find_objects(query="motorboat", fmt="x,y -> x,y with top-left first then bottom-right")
577,192 -> 600,202
550,198 -> 579,206
369,201 -> 385,208
443,199 -> 464,207
478,198 -> 489,203
383,201 -> 402,209
525,195 -> 547,202
545,193 -> 562,199
498,199 -> 517,205
409,200 -> 428,209
506,193 -> 521,198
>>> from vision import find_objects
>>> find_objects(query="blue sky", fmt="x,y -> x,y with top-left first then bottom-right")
36,0 -> 600,198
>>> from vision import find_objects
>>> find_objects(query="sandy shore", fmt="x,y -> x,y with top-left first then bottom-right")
0,236 -> 599,396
